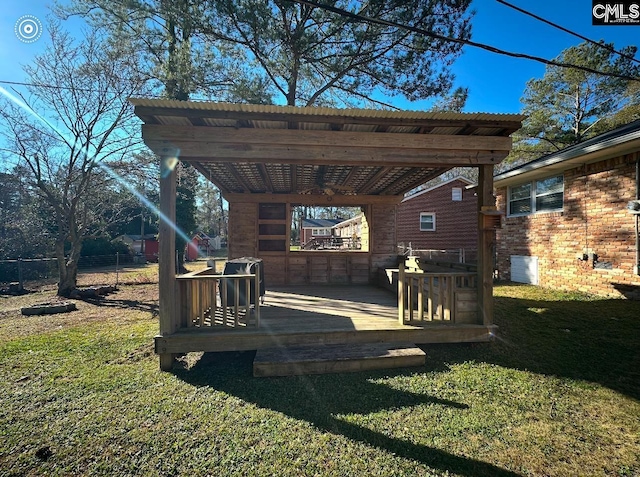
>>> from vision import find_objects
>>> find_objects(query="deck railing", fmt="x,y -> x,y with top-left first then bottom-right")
176,266 -> 261,329
397,262 -> 478,325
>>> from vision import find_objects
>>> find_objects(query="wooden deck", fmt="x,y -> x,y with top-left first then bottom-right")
155,285 -> 495,355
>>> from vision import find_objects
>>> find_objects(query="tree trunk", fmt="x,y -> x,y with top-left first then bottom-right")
55,237 -> 81,297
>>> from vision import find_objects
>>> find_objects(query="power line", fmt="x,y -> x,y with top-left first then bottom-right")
496,0 -> 640,66
292,0 -> 640,83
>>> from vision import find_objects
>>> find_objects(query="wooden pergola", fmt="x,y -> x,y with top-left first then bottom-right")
131,99 -> 523,371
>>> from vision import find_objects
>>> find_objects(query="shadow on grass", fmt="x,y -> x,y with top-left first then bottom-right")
175,353 -> 521,477
84,297 -> 159,316
426,284 -> 640,400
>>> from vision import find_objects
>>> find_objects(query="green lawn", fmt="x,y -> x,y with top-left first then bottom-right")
0,280 -> 638,476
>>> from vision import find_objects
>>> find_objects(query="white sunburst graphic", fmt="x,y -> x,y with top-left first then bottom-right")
15,15 -> 43,43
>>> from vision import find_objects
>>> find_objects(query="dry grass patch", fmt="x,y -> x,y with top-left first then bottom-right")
0,282 -> 158,342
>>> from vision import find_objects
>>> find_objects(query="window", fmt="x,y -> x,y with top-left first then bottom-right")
312,228 -> 329,236
508,175 -> 563,216
420,213 -> 436,231
452,187 -> 462,201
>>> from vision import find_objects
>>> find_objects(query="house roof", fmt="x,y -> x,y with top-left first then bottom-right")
131,99 -> 523,200
401,175 -> 475,203
302,218 -> 343,228
191,232 -> 212,241
334,214 -> 363,228
494,120 -> 640,188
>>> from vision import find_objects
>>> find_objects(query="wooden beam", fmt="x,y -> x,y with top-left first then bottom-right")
457,124 -> 478,135
291,166 -> 297,193
379,167 -> 451,195
190,162 -> 232,196
154,325 -> 497,354
223,192 -> 402,206
258,164 -> 274,193
226,164 -> 251,193
359,167 -> 393,194
143,124 -> 513,152
134,106 -> 523,132
188,117 -> 206,126
342,166 -> 362,188
158,156 -> 177,370
139,115 -> 160,125
150,146 -> 508,167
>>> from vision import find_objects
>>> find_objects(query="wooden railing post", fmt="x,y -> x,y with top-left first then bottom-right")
427,276 -> 434,321
254,263 -> 261,327
408,274 -> 414,322
398,261 -> 405,324
222,279 -> 228,326
417,276 -> 424,322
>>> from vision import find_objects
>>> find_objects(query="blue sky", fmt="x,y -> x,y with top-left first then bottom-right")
0,0 -> 638,114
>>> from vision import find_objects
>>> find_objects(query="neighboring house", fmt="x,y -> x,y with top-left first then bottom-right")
332,214 -> 365,249
114,234 -> 159,262
185,232 -> 221,261
397,176 -> 478,260
494,120 -> 640,299
301,218 -> 343,245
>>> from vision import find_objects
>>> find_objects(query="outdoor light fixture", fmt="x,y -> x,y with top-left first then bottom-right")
627,199 -> 640,214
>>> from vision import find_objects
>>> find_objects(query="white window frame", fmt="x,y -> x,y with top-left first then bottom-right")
452,187 -> 462,201
508,175 -> 564,217
419,212 -> 436,232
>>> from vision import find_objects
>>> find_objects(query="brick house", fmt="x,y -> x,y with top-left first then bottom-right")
494,120 -> 640,299
397,176 -> 478,260
301,218 -> 343,245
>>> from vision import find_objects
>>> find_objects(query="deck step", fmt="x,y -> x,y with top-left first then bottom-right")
253,342 -> 425,377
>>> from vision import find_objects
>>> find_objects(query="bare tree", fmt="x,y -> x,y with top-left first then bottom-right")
0,24 -> 148,296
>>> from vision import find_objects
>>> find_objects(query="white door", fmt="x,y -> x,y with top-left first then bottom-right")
510,255 -> 539,285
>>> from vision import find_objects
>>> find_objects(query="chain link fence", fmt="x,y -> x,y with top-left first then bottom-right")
0,253 -> 135,289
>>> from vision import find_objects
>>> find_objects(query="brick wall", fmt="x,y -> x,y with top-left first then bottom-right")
496,154 -> 640,299
397,179 -> 477,253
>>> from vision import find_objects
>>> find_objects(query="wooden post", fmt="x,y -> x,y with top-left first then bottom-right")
17,258 -> 23,291
397,261 -> 405,324
158,156 -> 177,371
477,164 -> 495,326
417,276 -> 424,322
254,263 -> 261,327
